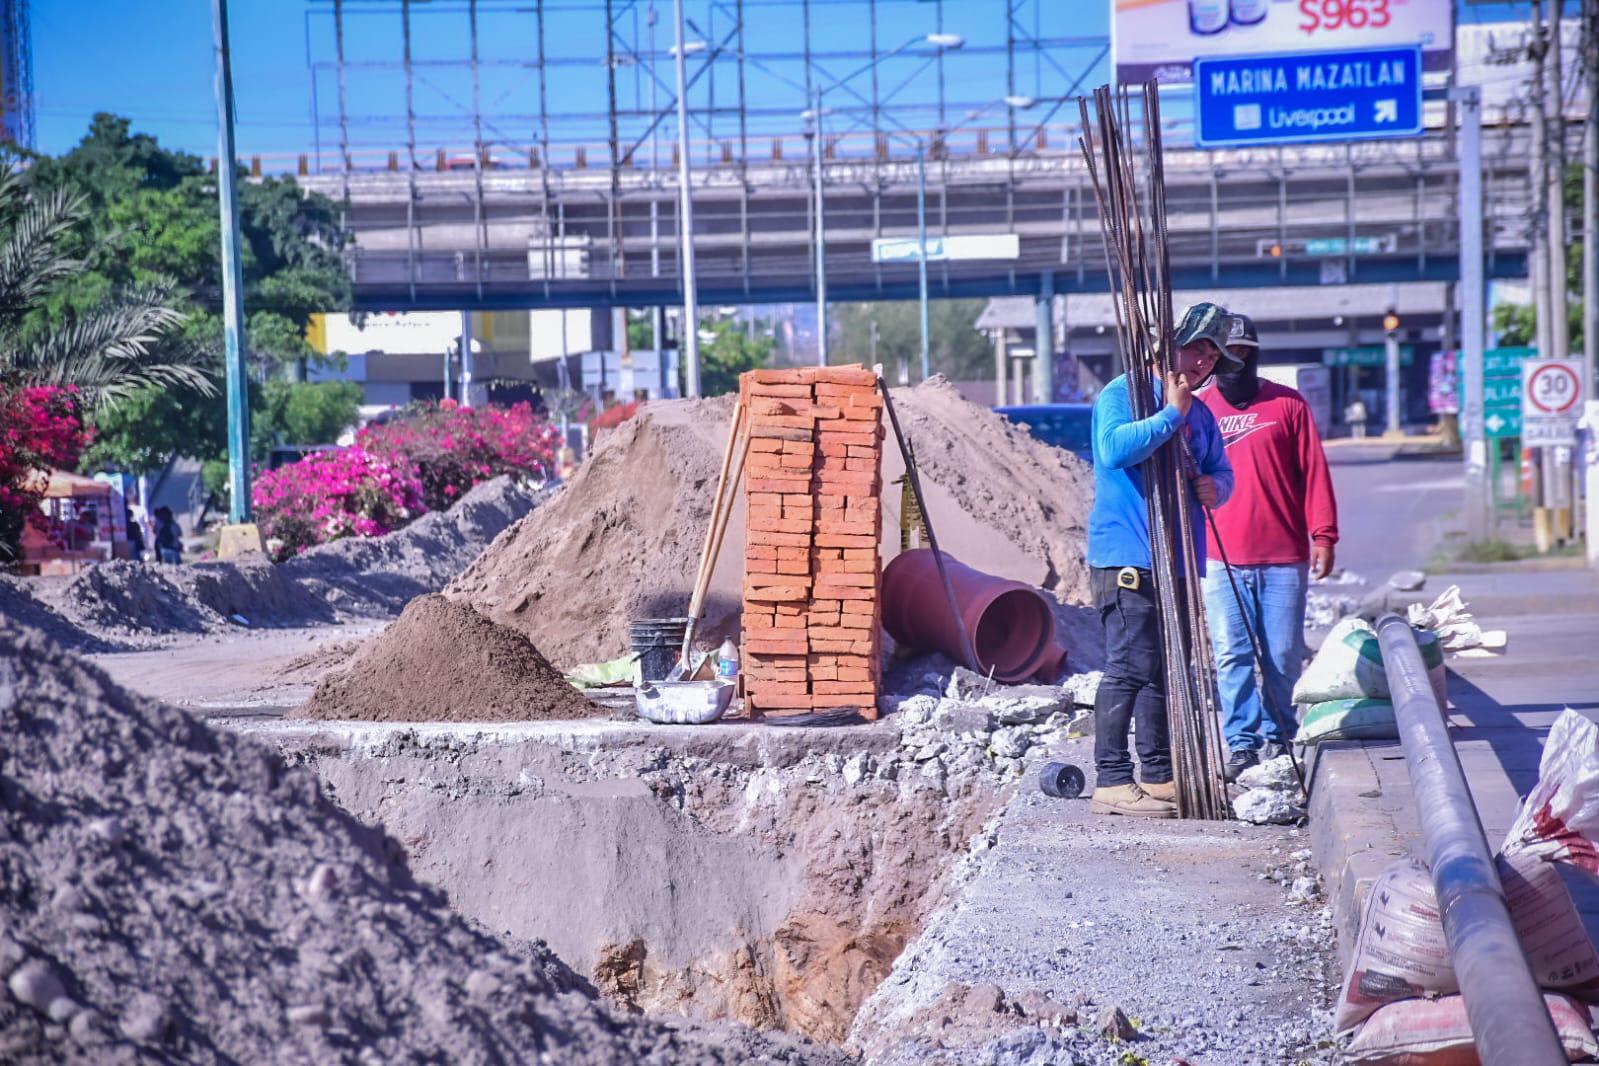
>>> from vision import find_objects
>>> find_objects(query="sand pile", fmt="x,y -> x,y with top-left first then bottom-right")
36,476 -> 547,643
303,594 -> 606,722
447,379 -> 1093,667
448,396 -> 741,667
0,621 -> 832,1064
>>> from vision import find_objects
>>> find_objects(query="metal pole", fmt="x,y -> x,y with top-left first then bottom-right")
459,311 -> 475,406
1456,86 -> 1491,542
672,0 -> 701,397
211,0 -> 251,524
1374,617 -> 1567,1066
1547,0 -> 1570,365
1034,270 -> 1054,403
916,140 -> 930,381
1584,0 -> 1598,566
1385,328 -> 1402,436
1586,0 -> 1598,400
814,87 -> 828,366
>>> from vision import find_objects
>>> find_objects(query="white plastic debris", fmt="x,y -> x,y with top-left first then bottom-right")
1407,585 -> 1491,652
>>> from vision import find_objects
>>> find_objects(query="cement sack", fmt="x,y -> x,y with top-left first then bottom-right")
1292,618 -> 1445,707
1335,854 -> 1599,1032
1294,698 -> 1398,745
1344,992 -> 1598,1064
1335,711 -> 1599,1033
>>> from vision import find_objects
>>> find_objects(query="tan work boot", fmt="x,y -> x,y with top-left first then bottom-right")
1140,779 -> 1176,804
1090,783 -> 1176,818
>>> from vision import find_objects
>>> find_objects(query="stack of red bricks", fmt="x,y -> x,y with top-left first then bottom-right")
740,365 -> 884,720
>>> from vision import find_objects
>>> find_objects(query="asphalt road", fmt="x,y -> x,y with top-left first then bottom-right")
1325,448 -> 1465,585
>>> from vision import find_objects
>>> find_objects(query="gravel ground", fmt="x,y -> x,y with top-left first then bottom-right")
850,735 -> 1340,1066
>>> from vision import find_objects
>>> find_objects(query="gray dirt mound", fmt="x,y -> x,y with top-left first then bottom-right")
37,476 -> 547,639
448,381 -> 1094,667
0,620 -> 835,1064
0,578 -> 116,653
302,594 -> 607,722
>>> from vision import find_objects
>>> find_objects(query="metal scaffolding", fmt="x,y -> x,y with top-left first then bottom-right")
294,1 -> 1532,311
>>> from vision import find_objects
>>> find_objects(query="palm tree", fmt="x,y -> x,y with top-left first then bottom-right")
0,163 -> 209,410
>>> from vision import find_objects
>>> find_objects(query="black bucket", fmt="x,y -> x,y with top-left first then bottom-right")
628,617 -> 690,682
1038,761 -> 1086,799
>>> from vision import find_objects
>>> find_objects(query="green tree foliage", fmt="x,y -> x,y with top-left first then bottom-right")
25,114 -> 354,476
0,164 -> 199,408
833,299 -> 991,380
253,381 -> 361,450
698,317 -> 775,396
1493,163 -> 1588,354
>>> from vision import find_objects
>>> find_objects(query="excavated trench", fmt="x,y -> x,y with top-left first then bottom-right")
255,719 -> 1002,1045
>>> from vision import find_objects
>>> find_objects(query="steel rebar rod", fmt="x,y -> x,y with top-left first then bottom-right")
1374,615 -> 1565,1066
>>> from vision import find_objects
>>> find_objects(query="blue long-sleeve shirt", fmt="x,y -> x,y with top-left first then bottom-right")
1087,373 -> 1234,574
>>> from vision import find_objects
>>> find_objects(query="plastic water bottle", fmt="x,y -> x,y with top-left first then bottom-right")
1230,0 -> 1268,26
716,638 -> 739,680
1189,0 -> 1228,34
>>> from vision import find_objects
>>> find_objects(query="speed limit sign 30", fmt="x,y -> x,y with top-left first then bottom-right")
1521,359 -> 1585,447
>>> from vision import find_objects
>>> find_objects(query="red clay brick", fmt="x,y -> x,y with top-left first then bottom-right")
747,382 -> 813,398
814,533 -> 877,549
748,425 -> 814,442
747,529 -> 811,548
748,517 -> 812,535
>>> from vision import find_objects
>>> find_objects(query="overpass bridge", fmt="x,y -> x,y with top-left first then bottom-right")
299,118 -> 1533,313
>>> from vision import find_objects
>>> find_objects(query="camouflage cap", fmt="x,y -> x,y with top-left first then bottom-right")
1174,302 -> 1245,365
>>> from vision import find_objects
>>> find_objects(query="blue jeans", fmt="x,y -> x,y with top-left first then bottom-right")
1202,563 -> 1307,752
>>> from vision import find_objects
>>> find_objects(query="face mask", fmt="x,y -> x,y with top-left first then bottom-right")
1215,350 -> 1259,406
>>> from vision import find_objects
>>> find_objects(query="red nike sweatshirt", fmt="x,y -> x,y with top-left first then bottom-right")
1197,380 -> 1338,566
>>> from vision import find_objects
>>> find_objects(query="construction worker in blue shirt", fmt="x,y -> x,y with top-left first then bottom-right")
1086,302 -> 1238,818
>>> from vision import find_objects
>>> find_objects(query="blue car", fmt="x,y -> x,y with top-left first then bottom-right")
995,403 -> 1095,463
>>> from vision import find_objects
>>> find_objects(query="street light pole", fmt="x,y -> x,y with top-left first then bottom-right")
672,0 -> 701,397
812,87 -> 828,366
211,0 -> 251,524
915,140 -> 930,381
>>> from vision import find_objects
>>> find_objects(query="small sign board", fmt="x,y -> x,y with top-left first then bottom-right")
870,234 -> 1019,264
1521,359 -> 1585,447
1322,345 -> 1412,368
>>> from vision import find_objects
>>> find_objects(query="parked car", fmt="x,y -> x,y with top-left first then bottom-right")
995,403 -> 1094,463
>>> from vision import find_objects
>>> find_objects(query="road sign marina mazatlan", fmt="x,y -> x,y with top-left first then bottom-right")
1194,46 -> 1423,149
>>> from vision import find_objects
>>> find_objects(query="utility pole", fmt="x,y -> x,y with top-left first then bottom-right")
811,88 -> 828,365
1384,304 -> 1403,436
915,141 -> 930,381
1456,85 -> 1491,541
459,311 -> 476,406
211,0 -> 253,532
1583,0 -> 1599,565
671,0 -> 701,397
1034,271 -> 1055,404
1548,0 -> 1571,365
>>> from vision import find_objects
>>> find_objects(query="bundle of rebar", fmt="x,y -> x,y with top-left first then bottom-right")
1078,84 -> 1231,820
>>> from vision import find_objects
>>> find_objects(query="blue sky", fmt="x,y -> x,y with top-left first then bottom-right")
32,0 -> 1546,163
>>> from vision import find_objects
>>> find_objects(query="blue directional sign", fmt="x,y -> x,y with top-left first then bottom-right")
1194,45 -> 1423,149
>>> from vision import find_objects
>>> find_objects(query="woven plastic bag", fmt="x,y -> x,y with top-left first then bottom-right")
1292,619 -> 1445,707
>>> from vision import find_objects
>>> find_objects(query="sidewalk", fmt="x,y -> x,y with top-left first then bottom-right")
1306,561 -> 1599,963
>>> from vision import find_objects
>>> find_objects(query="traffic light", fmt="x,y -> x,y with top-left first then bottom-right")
1382,310 -> 1401,335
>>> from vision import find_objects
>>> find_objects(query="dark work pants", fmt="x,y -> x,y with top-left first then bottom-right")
1091,566 -> 1172,788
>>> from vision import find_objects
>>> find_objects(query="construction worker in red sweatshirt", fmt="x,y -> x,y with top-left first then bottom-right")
1197,313 -> 1339,781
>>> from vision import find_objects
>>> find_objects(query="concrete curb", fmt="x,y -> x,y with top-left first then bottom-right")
1305,740 -> 1415,971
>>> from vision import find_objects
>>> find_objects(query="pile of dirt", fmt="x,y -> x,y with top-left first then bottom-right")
35,476 -> 547,642
447,380 -> 1093,667
448,397 -> 739,668
0,621 -> 833,1064
0,578 -> 114,653
302,594 -> 607,722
